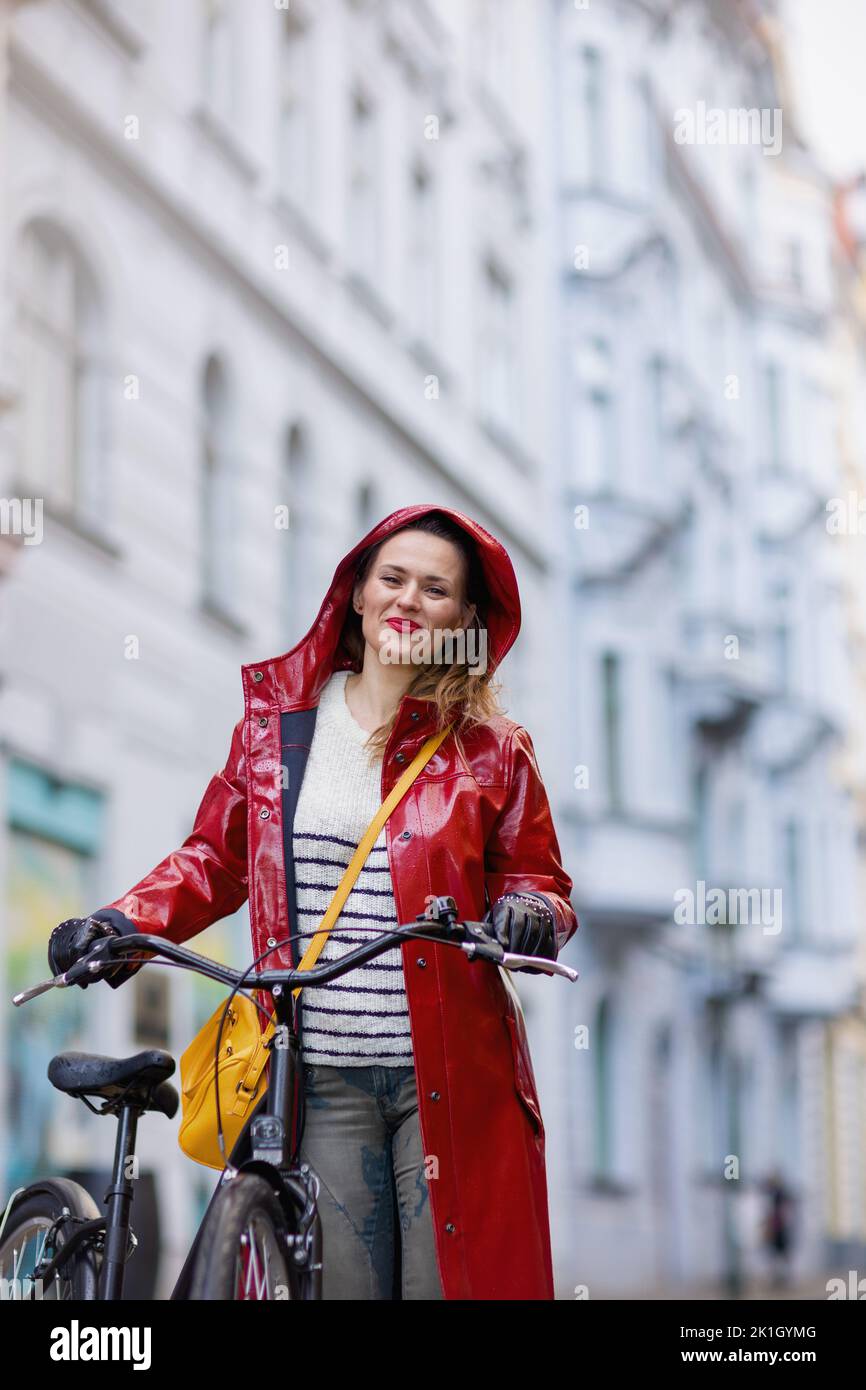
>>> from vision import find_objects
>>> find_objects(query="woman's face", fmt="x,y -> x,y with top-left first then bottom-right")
352,531 -> 477,667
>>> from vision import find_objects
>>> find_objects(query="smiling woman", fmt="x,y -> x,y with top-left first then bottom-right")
69,503 -> 577,1300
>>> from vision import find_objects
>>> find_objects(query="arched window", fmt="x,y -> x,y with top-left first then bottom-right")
16,218 -> 107,522
200,354 -> 237,617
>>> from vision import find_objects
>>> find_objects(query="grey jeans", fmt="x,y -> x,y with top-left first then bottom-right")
298,1062 -> 444,1300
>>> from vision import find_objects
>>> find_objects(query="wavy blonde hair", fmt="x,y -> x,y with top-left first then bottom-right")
338,513 -> 508,767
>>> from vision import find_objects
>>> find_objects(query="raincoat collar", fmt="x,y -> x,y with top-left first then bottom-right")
241,504 -> 521,715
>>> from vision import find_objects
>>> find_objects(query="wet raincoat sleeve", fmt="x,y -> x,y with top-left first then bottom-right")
89,717 -> 249,984
483,724 -> 578,956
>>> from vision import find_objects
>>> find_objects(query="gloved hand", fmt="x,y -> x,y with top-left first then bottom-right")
48,917 -> 125,990
483,893 -> 557,974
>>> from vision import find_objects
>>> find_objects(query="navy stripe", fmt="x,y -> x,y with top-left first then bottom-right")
294,831 -> 389,850
296,861 -> 394,872
294,908 -> 398,924
301,1011 -> 414,1023
293,858 -> 391,873
300,1024 -> 413,1040
299,981 -> 409,996
294,879 -> 395,896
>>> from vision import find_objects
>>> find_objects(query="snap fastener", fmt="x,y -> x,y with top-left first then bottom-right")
410,711 -> 420,721
260,808 -> 270,819
417,957 -> 427,968
267,937 -> 278,948
253,671 -> 264,683
258,716 -> 268,727
430,1090 -> 440,1101
400,830 -> 412,840
395,752 -> 406,764
445,1222 -> 456,1234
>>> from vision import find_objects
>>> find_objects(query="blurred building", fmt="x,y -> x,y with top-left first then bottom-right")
543,0 -> 864,1295
828,172 -> 866,1272
0,0 -> 558,1295
1,0 -> 864,1303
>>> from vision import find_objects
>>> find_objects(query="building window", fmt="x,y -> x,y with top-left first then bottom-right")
406,161 -> 438,348
773,622 -> 791,695
280,420 -> 313,641
787,239 -> 804,293
16,219 -> 106,522
582,47 -> 605,183
601,651 -> 622,811
633,74 -> 658,192
593,996 -> 614,1179
201,0 -> 235,121
645,355 -> 666,484
780,818 -> 802,943
475,0 -> 511,97
575,337 -> 616,491
277,9 -> 315,210
347,86 -> 380,285
200,354 -> 237,619
355,478 -> 378,533
763,361 -> 784,471
479,258 -> 518,436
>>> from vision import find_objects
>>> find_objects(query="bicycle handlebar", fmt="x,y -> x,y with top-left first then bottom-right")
11,897 -> 579,1007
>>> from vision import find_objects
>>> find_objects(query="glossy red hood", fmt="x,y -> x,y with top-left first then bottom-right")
249,504 -> 522,709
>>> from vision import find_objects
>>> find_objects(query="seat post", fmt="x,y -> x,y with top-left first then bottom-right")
98,1102 -> 141,1300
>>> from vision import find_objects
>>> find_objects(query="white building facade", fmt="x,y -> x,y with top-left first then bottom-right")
544,0 -> 864,1295
0,0 -> 559,1296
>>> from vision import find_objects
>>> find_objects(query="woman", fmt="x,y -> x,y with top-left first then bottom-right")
48,504 -> 578,1300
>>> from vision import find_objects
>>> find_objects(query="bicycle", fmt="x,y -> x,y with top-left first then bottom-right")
1,895 -> 578,1300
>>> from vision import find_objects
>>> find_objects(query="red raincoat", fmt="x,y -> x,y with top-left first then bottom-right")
97,504 -> 577,1299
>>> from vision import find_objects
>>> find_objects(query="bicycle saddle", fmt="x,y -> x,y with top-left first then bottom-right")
47,1049 -> 178,1117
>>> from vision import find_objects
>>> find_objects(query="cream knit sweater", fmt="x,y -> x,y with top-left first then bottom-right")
291,669 -> 414,1066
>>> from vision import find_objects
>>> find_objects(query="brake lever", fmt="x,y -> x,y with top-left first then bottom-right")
12,935 -> 119,1005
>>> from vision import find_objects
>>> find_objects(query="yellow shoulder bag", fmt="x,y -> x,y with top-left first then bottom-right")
177,723 -> 453,1169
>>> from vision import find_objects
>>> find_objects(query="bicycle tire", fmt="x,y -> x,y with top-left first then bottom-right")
0,1177 -> 101,1300
189,1173 -> 297,1300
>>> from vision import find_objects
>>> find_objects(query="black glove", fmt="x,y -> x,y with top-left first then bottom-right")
48,917 -> 125,990
483,893 -> 557,973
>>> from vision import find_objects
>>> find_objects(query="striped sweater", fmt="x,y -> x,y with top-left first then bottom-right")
291,669 -> 414,1066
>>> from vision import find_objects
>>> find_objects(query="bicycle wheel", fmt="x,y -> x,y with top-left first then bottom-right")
189,1173 -> 297,1300
0,1177 -> 101,1300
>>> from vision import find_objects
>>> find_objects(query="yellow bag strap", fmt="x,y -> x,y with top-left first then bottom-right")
291,722 -> 454,996
231,721 -> 454,1112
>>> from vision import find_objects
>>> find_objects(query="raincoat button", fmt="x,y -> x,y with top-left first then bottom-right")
417,957 -> 427,968
445,1223 -> 456,1234
395,752 -> 406,764
267,937 -> 278,948
258,717 -> 268,727
260,808 -> 270,819
253,671 -> 264,682
430,1090 -> 441,1101
410,711 -> 420,721
400,829 -> 412,840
